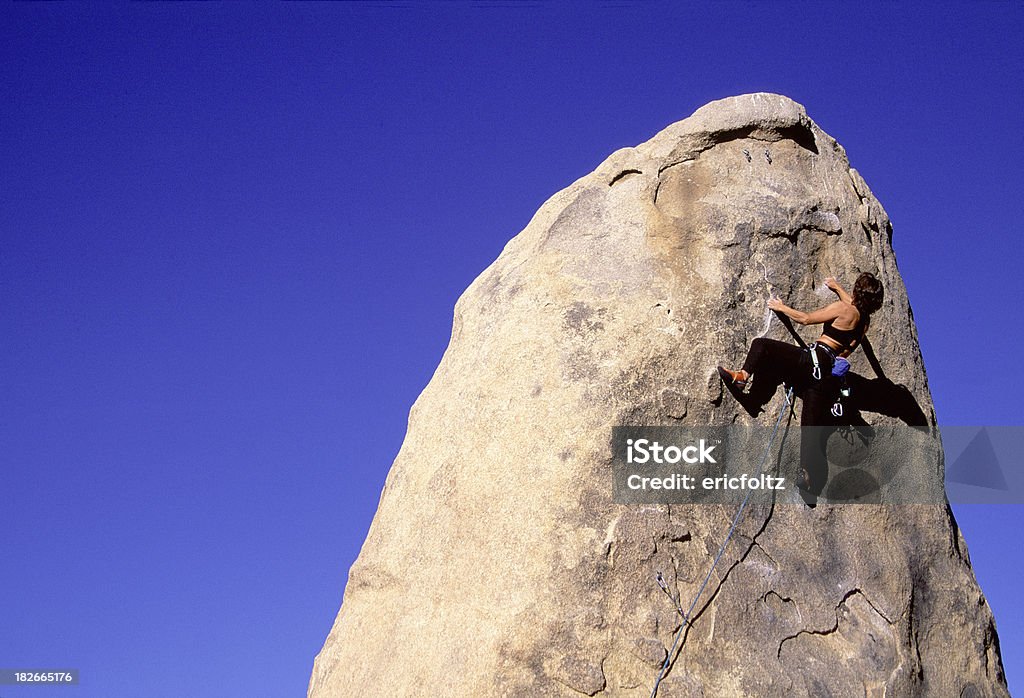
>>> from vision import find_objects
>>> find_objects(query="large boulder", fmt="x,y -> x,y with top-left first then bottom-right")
309,94 -> 1008,697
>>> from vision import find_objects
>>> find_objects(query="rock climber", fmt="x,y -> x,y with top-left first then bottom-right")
718,272 -> 885,503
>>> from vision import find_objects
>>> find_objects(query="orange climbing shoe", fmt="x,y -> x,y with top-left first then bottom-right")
718,366 -> 749,390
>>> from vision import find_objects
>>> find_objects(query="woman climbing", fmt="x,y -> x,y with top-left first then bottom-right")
718,272 -> 885,503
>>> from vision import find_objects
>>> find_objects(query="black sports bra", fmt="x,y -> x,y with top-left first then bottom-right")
822,317 -> 866,351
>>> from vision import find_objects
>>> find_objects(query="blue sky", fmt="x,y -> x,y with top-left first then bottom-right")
2,3 -> 1021,697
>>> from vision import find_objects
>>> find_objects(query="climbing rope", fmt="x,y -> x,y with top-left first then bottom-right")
649,386 -> 794,698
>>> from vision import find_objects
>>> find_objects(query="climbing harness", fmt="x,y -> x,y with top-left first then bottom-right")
809,343 -> 852,418
809,343 -> 825,381
648,386 -> 794,698
808,342 -> 844,382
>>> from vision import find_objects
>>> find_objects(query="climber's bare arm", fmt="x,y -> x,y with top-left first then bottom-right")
825,277 -> 854,304
767,298 -> 844,326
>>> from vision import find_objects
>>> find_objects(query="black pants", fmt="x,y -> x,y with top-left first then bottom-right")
741,338 -> 837,494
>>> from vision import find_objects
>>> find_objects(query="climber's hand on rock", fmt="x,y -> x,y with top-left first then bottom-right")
767,297 -> 785,312
825,277 -> 840,292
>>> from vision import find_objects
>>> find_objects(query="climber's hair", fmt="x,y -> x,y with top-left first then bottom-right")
852,272 -> 884,316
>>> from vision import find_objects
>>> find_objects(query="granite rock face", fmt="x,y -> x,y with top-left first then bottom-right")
309,94 -> 1008,697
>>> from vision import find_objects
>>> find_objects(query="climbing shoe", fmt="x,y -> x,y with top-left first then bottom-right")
718,366 -> 749,390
